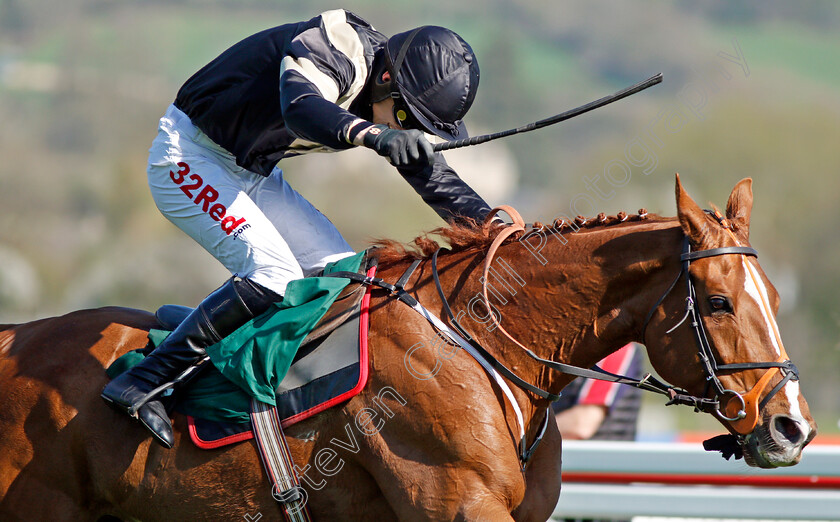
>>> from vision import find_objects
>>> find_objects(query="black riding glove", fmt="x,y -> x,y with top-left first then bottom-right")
362,124 -> 435,167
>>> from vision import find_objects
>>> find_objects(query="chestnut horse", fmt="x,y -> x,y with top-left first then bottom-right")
0,176 -> 816,521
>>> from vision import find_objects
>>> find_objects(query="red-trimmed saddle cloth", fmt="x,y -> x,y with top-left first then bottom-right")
179,264 -> 375,449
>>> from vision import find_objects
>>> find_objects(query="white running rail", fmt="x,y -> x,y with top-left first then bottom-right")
553,441 -> 840,521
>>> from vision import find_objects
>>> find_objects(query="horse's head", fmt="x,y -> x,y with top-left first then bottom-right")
644,175 -> 816,468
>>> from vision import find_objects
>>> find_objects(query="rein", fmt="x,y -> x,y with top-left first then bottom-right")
323,260 -> 545,468
471,207 -> 798,436
326,209 -> 677,468
325,206 -> 799,466
468,207 -> 679,398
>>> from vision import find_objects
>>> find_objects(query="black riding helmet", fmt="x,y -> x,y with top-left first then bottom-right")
370,26 -> 480,142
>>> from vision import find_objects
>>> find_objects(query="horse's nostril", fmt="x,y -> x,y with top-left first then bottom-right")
773,415 -> 805,446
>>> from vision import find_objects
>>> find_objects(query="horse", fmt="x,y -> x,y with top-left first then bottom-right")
0,175 -> 816,521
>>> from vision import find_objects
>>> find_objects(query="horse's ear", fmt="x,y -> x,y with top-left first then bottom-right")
675,173 -> 713,246
725,178 -> 753,241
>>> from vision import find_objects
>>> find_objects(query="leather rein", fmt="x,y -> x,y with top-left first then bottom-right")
325,206 -> 798,466
469,206 -> 798,437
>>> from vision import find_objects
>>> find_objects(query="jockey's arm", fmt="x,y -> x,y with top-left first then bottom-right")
277,20 -> 491,226
279,63 -> 491,225
397,157 -> 491,225
279,69 -> 359,150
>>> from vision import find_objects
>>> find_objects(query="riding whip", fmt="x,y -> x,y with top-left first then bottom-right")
433,73 -> 663,152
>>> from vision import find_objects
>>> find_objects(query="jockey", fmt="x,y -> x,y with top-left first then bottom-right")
101,9 -> 490,448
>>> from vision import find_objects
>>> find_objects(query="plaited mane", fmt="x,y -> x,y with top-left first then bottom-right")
372,209 -> 662,264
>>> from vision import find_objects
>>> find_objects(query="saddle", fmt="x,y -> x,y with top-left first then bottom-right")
155,278 -> 365,347
153,262 -> 376,449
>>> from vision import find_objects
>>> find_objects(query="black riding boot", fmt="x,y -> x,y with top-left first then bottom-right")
101,277 -> 278,448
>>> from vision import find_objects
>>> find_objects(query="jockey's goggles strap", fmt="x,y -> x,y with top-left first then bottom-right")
385,27 -> 424,130
387,27 -> 423,86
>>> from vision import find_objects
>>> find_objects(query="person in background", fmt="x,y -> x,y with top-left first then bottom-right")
553,343 -> 643,440
553,343 -> 643,522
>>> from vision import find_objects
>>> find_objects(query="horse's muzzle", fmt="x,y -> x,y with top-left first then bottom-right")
743,413 -> 814,468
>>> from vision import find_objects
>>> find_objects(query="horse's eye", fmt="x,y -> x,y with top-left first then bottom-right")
708,296 -> 732,314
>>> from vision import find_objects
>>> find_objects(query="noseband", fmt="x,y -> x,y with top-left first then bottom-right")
642,231 -> 799,435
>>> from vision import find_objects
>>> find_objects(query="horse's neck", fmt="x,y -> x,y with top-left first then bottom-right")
456,220 -> 683,396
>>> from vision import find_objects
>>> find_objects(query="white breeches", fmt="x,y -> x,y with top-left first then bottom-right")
147,105 -> 355,295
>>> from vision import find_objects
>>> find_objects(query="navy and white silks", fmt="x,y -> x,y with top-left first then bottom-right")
149,9 -> 491,295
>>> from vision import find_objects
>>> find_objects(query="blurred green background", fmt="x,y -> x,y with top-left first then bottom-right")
1,0 -> 838,435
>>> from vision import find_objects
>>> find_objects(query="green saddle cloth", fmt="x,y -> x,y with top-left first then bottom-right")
106,251 -> 365,423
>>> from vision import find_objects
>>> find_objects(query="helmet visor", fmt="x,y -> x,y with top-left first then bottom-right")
398,88 -> 468,141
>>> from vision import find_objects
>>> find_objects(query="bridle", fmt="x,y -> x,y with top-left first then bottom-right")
640,211 -> 799,435
325,207 -> 800,466
476,207 -> 799,437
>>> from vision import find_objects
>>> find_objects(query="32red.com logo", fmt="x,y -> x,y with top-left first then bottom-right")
169,162 -> 250,239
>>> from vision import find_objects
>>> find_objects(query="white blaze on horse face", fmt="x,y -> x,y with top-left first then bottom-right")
742,258 -> 809,431
741,259 -> 783,356
784,380 -> 805,422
